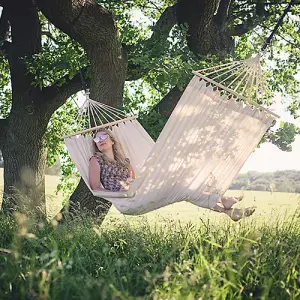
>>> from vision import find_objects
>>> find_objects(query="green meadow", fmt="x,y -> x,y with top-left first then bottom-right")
0,169 -> 299,299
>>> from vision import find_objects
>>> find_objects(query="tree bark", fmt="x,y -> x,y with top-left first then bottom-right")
1,118 -> 48,215
176,0 -> 234,57
154,87 -> 184,119
66,179 -> 112,222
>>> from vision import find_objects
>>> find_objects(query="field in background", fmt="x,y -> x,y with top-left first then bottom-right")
1,169 -> 299,222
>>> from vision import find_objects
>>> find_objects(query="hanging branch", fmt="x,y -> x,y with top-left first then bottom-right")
258,24 -> 297,46
41,30 -> 58,43
215,0 -> 232,27
261,0 -> 295,51
40,68 -> 90,115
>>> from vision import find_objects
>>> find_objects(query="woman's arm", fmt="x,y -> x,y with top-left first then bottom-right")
89,157 -> 104,190
89,156 -> 114,192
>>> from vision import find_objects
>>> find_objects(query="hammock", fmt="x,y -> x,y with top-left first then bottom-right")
63,55 -> 279,215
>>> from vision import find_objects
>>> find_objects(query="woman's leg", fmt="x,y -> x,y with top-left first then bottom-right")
220,195 -> 244,210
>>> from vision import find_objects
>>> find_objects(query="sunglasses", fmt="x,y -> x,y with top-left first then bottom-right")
93,133 -> 109,143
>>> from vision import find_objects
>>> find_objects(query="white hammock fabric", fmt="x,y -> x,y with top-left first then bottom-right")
64,76 -> 275,215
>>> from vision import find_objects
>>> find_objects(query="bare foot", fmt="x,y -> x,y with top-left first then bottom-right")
221,195 -> 244,210
226,207 -> 256,222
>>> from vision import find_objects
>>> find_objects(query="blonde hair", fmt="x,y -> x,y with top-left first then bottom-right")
93,128 -> 127,164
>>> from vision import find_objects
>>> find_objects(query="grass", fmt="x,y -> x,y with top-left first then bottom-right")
0,170 -> 300,299
0,211 -> 299,299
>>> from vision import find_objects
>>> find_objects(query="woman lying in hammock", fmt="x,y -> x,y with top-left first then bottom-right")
88,129 -> 255,221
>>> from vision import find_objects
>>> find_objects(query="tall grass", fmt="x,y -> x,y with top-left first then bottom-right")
0,210 -> 299,299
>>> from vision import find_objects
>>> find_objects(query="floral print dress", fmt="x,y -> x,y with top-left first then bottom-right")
93,154 -> 131,191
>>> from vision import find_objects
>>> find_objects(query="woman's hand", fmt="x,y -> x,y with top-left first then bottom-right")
94,187 -> 107,192
94,187 -> 123,193
119,180 -> 131,192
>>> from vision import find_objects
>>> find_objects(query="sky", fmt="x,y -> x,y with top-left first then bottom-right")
240,97 -> 300,173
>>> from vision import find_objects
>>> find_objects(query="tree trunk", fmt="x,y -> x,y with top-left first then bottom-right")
66,179 -> 112,223
176,0 -> 234,57
65,45 -> 126,220
0,2 -> 48,215
1,101 -> 48,215
66,46 -> 126,220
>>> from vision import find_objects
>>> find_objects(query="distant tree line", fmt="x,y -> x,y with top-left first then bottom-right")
230,170 -> 300,193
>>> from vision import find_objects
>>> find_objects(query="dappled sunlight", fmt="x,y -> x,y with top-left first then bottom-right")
63,77 -> 274,215
1,77 -> 276,217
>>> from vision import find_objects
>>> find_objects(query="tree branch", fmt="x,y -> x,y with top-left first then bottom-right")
126,0 -> 234,79
40,69 -> 89,116
37,0 -> 127,107
41,30 -> 58,43
5,2 -> 42,100
151,4 -> 178,38
259,24 -> 298,46
154,86 -> 184,118
215,0 -> 232,27
146,0 -> 163,12
124,3 -> 178,81
228,3 -> 271,36
36,0 -> 118,49
9,4 -> 41,57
